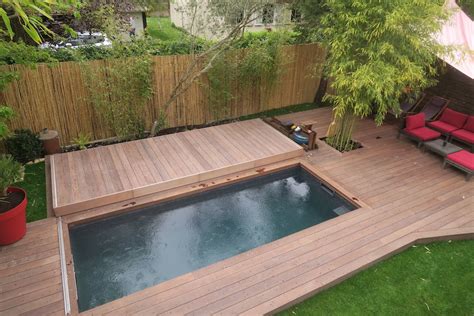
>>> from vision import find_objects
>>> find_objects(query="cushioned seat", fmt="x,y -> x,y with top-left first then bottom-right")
404,127 -> 441,141
463,116 -> 474,133
447,150 -> 474,170
450,116 -> 474,152
398,113 -> 440,146
427,108 -> 468,134
427,120 -> 459,133
444,150 -> 474,181
451,129 -> 474,144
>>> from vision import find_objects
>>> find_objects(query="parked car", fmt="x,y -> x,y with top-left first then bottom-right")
40,32 -> 112,49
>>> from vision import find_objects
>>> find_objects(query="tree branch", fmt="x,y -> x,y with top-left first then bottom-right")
153,3 -> 264,134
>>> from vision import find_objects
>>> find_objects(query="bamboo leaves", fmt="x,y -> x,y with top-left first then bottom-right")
82,56 -> 153,140
301,0 -> 451,132
0,0 -> 76,43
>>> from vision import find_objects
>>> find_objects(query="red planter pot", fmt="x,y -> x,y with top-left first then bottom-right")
0,187 -> 27,246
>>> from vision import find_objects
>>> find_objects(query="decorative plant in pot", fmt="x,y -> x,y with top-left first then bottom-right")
0,106 -> 27,245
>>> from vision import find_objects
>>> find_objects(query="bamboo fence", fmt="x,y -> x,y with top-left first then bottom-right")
0,43 -> 326,145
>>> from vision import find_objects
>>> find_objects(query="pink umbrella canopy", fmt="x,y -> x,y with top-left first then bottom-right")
436,0 -> 474,79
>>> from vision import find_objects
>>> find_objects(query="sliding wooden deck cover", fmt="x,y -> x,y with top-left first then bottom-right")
50,119 -> 304,215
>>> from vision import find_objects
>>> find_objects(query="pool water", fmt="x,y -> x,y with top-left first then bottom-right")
69,167 -> 356,311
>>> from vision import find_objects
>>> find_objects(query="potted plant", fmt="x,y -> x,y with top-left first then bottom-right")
0,106 -> 28,245
0,155 -> 27,245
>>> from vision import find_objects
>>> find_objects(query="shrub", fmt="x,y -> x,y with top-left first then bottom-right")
0,106 -> 14,139
72,133 -> 91,150
0,41 -> 57,66
0,155 -> 24,197
83,56 -> 153,140
5,129 -> 43,164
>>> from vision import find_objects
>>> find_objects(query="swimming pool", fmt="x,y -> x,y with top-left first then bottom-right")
69,166 -> 356,311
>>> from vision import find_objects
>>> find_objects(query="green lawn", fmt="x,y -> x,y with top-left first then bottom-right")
146,17 -> 187,41
279,240 -> 474,316
18,161 -> 47,222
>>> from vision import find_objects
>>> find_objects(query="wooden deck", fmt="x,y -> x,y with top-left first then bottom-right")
1,107 -> 473,315
0,218 -> 64,316
50,119 -> 304,216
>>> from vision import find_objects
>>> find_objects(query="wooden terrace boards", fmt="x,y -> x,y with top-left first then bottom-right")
50,119 -> 304,216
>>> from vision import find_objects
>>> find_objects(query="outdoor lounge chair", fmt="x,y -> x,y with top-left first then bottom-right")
397,113 -> 441,147
427,108 -> 468,137
414,96 -> 450,121
450,115 -> 474,152
443,150 -> 474,181
389,92 -> 426,117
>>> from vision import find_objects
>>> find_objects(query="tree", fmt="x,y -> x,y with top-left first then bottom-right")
0,0 -> 77,43
150,0 -> 278,134
457,0 -> 474,19
298,0 -> 451,151
72,0 -> 169,36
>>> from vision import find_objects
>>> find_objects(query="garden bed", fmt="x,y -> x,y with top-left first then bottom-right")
320,136 -> 363,153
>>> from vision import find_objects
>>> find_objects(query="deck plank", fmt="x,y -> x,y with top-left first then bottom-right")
1,107 -> 472,316
50,119 -> 303,215
0,218 -> 64,315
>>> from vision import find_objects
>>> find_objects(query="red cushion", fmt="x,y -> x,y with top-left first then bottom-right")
405,113 -> 425,130
404,127 -> 441,141
439,108 -> 468,128
463,116 -> 474,133
427,120 -> 459,134
451,129 -> 474,144
447,150 -> 474,171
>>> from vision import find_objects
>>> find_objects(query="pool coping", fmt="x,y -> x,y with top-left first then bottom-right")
59,158 -> 369,315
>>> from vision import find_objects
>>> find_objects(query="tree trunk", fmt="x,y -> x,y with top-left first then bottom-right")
326,110 -> 357,152
313,77 -> 328,105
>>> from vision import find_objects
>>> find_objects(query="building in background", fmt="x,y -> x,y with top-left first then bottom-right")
170,0 -> 299,39
120,7 -> 147,36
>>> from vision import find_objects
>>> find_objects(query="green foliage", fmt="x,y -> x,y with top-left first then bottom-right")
293,0 -> 328,42
0,41 -> 57,65
0,105 -> 14,139
458,0 -> 474,18
236,31 -> 290,88
0,30 -> 303,66
0,71 -> 18,91
0,0 -> 78,43
317,0 -> 450,125
0,154 -> 24,197
72,133 -> 91,150
83,56 -> 153,139
207,31 -> 290,120
5,129 -> 43,164
75,3 -> 120,37
0,41 -> 59,91
279,240 -> 474,316
234,29 -> 304,48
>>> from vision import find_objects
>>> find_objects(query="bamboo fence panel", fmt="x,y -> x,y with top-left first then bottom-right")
0,43 -> 326,145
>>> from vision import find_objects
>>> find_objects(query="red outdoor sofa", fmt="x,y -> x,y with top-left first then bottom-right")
427,108 -> 474,152
399,107 -> 474,151
398,108 -> 474,181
